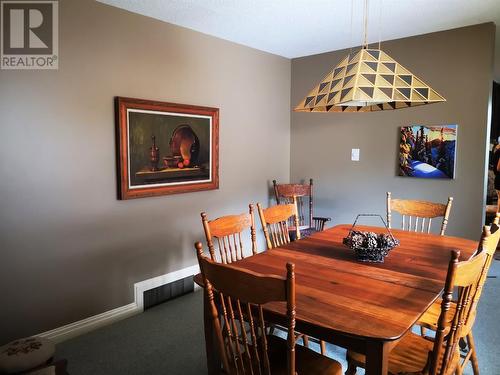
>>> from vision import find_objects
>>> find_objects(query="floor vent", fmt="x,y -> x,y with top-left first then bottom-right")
143,276 -> 194,310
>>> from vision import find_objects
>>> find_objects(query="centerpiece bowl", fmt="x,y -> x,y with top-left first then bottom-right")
342,214 -> 399,263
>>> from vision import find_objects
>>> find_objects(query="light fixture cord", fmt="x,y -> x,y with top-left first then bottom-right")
363,0 -> 369,48
349,0 -> 354,54
378,0 -> 382,50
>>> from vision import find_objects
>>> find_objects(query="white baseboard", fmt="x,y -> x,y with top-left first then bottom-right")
38,264 -> 200,344
38,303 -> 141,343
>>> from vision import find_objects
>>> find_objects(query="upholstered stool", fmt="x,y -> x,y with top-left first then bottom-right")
0,337 -> 55,374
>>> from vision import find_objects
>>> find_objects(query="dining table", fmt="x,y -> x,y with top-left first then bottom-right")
195,224 -> 478,375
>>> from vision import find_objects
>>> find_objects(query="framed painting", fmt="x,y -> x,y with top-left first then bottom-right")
399,125 -> 457,179
115,97 -> 219,199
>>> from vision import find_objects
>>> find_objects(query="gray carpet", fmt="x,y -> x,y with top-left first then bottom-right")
56,261 -> 500,374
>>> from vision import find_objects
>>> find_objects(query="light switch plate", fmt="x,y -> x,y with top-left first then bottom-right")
351,148 -> 360,161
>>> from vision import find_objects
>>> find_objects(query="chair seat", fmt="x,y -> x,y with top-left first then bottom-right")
417,299 -> 475,338
299,227 -> 317,238
268,335 -> 342,375
0,337 -> 55,374
289,227 -> 318,241
417,298 -> 451,331
347,332 -> 459,375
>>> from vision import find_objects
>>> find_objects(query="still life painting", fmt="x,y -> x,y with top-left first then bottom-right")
399,125 -> 457,179
116,97 -> 219,199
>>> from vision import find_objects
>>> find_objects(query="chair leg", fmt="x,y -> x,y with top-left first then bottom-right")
320,340 -> 327,355
455,360 -> 465,375
467,333 -> 480,375
345,361 -> 357,375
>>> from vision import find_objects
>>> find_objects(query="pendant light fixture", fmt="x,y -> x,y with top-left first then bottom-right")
294,0 -> 445,113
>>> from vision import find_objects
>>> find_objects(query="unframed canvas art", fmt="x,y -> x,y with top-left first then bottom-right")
399,125 -> 457,179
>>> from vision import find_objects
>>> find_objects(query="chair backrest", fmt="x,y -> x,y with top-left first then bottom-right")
201,204 -> 257,264
257,200 -> 300,250
462,213 -> 500,334
386,192 -> 453,235
195,242 -> 296,375
273,179 -> 313,228
478,213 -> 500,259
430,250 -> 488,375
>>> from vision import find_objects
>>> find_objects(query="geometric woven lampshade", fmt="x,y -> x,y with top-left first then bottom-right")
294,48 -> 446,113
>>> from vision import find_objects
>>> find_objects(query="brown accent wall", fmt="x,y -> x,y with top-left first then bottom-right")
291,23 -> 495,241
0,0 -> 291,343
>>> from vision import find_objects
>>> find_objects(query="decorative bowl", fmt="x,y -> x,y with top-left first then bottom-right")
342,214 -> 399,263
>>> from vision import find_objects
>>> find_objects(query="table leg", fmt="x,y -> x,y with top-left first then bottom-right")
365,341 -> 389,375
203,289 -> 220,375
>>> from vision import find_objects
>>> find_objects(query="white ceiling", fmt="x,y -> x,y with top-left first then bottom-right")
98,0 -> 500,80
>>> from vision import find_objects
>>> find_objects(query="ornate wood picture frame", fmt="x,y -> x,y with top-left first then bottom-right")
115,97 -> 219,199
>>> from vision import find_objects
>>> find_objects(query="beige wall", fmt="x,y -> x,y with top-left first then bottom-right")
291,23 -> 495,241
0,0 -> 290,343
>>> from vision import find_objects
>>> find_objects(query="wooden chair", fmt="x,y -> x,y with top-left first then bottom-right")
387,192 -> 453,235
195,242 -> 342,375
201,206 -> 275,363
257,200 -> 328,355
202,205 -> 296,347
416,213 -> 500,375
273,179 -> 331,237
201,204 -> 257,264
345,248 -> 489,375
257,200 -> 301,249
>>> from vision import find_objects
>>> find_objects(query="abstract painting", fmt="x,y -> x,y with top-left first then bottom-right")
399,125 -> 457,179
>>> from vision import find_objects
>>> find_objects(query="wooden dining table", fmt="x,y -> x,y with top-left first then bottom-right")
196,224 -> 478,375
